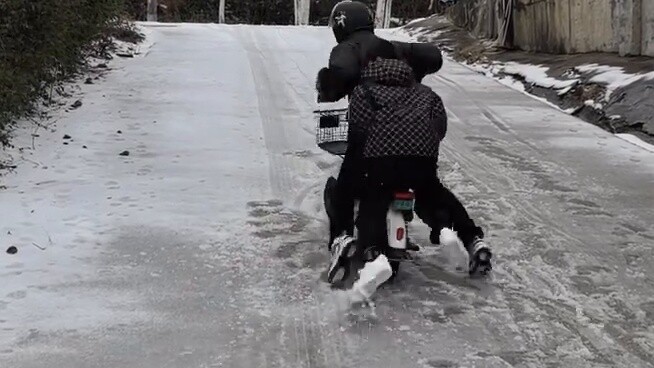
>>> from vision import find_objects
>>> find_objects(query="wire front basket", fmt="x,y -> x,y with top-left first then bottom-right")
314,107 -> 349,156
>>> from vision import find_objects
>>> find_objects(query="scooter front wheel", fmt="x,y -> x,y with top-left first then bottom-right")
324,176 -> 337,219
324,176 -> 338,249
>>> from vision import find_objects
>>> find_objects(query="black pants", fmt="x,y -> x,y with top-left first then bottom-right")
331,153 -> 484,250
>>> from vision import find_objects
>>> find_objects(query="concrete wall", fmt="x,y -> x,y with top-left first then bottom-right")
512,0 -> 570,53
447,0 -> 654,56
614,0 -> 641,56
643,0 -> 654,56
570,0 -> 616,52
513,0 -> 616,54
446,0 -> 506,40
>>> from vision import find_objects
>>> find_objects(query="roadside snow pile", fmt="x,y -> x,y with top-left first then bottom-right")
492,62 -> 579,90
584,99 -> 604,110
461,57 -> 654,145
390,25 -> 447,44
379,27 -> 419,42
112,24 -> 155,58
616,133 -> 654,153
404,17 -> 427,26
575,64 -> 654,101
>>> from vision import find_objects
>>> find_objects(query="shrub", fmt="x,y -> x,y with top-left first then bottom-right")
0,0 -> 127,146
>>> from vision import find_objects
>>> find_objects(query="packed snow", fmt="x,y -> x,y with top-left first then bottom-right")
492,62 -> 579,90
616,133 -> 654,153
576,63 -> 654,101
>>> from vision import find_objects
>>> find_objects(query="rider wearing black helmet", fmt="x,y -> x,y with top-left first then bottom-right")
317,0 -> 493,276
317,0 -> 444,103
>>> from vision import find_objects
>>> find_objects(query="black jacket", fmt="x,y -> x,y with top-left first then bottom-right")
317,31 -> 443,102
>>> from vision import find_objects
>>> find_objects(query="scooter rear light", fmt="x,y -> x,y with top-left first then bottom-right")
394,192 -> 415,200
396,228 -> 405,241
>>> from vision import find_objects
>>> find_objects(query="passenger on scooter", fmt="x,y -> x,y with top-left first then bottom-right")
316,0 -> 493,277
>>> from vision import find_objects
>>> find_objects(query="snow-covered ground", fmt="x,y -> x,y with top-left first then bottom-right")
1,24 -> 653,368
464,59 -> 654,150
575,64 -> 654,101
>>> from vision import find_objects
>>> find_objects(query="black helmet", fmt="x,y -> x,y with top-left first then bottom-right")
329,1 -> 375,43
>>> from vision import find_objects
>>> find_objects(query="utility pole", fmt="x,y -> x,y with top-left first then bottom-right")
147,0 -> 158,22
219,0 -> 225,23
295,0 -> 311,25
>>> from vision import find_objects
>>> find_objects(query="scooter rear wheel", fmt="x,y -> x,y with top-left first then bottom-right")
390,261 -> 400,274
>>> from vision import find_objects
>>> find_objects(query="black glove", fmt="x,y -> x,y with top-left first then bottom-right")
316,67 -> 327,102
316,67 -> 347,103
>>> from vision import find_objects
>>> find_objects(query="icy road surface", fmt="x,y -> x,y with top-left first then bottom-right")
1,24 -> 653,368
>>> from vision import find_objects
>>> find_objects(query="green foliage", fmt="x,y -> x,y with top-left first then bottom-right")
0,0 -> 126,146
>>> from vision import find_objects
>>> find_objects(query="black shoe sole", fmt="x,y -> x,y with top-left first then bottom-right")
327,238 -> 356,284
469,249 -> 492,277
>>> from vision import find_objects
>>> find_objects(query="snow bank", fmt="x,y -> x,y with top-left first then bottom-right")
110,23 -> 157,58
491,62 -> 579,90
616,133 -> 654,153
403,17 -> 427,27
134,23 -> 157,56
584,99 -> 604,110
467,60 -> 654,151
576,64 -> 654,101
377,27 -> 420,42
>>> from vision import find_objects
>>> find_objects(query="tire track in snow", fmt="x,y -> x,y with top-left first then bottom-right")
239,189 -> 358,366
234,26 -> 302,201
261,28 -> 335,212
427,65 -> 654,367
233,27 -> 370,367
234,26 -> 330,216
432,73 -> 544,154
251,27 -> 349,215
250,28 -> 619,366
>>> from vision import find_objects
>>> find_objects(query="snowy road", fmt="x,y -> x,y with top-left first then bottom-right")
1,24 -> 653,368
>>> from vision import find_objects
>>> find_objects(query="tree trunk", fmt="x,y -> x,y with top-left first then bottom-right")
375,0 -> 385,28
375,0 -> 393,28
384,0 -> 393,28
147,0 -> 158,22
219,0 -> 225,23
295,0 -> 311,25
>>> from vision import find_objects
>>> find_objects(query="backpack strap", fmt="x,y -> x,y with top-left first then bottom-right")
359,78 -> 382,111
